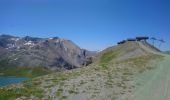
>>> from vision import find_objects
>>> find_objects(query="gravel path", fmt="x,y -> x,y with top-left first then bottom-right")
132,55 -> 170,100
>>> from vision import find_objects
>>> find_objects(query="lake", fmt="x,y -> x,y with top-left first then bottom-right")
0,77 -> 30,87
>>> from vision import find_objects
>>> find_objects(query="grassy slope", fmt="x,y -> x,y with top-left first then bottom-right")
0,41 -> 164,100
0,67 -> 52,78
0,67 -> 53,100
0,53 -> 163,100
96,41 -> 148,65
0,70 -> 81,100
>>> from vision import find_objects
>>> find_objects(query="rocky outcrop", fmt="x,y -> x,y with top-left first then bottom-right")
0,34 -> 96,70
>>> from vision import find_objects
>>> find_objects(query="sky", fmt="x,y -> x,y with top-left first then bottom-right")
0,0 -> 170,51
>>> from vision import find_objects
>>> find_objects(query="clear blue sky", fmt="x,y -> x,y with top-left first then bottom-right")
0,0 -> 170,51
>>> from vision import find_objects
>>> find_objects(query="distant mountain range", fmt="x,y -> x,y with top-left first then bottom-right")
0,34 -> 96,70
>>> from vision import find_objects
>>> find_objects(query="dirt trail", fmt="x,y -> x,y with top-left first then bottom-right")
132,55 -> 170,100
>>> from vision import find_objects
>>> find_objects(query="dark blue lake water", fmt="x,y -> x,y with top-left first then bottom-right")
0,77 -> 30,87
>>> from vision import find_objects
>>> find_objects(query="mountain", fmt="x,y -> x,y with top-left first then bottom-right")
0,37 -> 164,100
0,34 -> 96,70
0,36 -> 165,100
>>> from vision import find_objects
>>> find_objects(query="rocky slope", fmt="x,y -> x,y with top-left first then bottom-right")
0,34 -> 96,70
0,39 -> 164,100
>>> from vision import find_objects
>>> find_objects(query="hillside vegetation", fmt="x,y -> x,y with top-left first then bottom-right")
0,40 -> 164,100
0,67 -> 52,78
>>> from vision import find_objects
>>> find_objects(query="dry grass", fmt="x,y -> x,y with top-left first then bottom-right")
0,53 -> 163,100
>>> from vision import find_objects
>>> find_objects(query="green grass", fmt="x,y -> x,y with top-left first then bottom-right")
100,51 -> 118,65
56,91 -> 62,97
68,89 -> 78,94
0,52 -> 163,100
0,67 -> 52,78
0,84 -> 44,100
61,96 -> 68,99
0,79 -> 44,100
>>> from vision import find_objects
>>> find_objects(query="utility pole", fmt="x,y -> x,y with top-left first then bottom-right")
158,39 -> 165,49
150,37 -> 156,47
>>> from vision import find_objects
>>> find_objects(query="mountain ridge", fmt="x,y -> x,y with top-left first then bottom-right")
0,35 -> 165,100
94,40 -> 161,65
0,34 -> 96,70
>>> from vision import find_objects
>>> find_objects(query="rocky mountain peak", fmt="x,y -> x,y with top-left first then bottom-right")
0,34 -> 96,70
